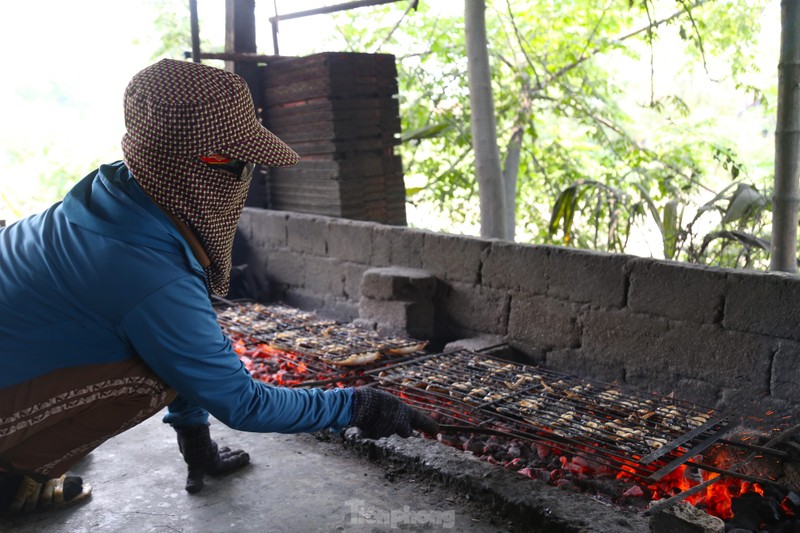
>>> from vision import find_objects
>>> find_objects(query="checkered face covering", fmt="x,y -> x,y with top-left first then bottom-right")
121,59 -> 299,296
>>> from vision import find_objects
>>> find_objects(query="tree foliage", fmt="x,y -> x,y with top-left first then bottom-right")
332,0 -> 775,269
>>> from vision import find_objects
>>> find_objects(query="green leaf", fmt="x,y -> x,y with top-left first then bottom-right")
634,183 -> 664,235
662,199 -> 681,260
405,187 -> 425,197
721,184 -> 766,225
400,122 -> 450,142
549,184 -> 579,242
702,230 -> 770,252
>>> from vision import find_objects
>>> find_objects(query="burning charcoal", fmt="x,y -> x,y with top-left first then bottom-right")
555,478 -> 577,491
517,467 -> 534,479
463,438 -> 484,455
756,495 -> 784,525
782,491 -> 800,512
505,446 -> 521,460
534,442 -> 551,460
729,493 -> 765,531
504,457 -> 524,469
622,485 -> 644,498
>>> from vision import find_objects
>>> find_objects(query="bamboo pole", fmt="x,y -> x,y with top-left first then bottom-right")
770,0 -> 800,272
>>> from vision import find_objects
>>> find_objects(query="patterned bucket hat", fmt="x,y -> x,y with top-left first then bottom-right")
121,59 -> 299,296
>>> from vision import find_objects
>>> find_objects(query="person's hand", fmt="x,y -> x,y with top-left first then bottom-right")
350,387 -> 439,439
175,424 -> 250,493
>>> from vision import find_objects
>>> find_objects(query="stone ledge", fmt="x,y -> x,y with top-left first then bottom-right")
342,430 -> 650,533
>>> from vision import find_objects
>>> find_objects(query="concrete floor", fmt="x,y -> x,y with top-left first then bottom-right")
1,410 -> 521,533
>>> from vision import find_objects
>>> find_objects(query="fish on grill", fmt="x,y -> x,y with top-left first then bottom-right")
268,325 -> 427,366
375,350 -> 722,454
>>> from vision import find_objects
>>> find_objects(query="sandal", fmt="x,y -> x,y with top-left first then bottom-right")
6,475 -> 92,514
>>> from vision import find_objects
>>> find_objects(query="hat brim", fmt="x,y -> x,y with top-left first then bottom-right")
220,117 -> 299,167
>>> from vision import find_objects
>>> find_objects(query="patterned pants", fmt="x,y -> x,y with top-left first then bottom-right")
0,359 -> 176,480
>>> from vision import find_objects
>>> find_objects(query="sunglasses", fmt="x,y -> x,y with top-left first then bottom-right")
199,155 -> 255,181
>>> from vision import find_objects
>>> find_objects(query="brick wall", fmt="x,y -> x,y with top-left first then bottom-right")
236,207 -> 800,417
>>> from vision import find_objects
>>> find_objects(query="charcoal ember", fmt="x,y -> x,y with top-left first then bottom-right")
752,494 -> 783,525
533,442 -> 551,459
437,433 -> 461,447
463,438 -> 484,455
505,445 -> 522,460
533,468 -> 551,483
622,485 -> 644,498
482,443 -> 500,455
729,492 -> 765,531
517,467 -> 534,479
504,457 -> 524,469
555,478 -> 578,491
783,491 -> 800,512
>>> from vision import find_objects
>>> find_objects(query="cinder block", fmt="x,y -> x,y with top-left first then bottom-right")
240,207 -> 289,248
439,281 -> 509,336
717,388 -> 795,420
724,270 -> 800,341
287,214 -> 329,255
545,246 -> 631,308
422,232 -> 490,284
443,335 -> 508,355
674,378 -> 721,407
657,323 -> 772,391
629,259 -> 725,324
580,309 -> 670,369
327,219 -> 374,263
545,348 -> 626,383
318,297 -> 359,323
342,262 -> 368,300
583,309 -> 773,393
371,225 -> 426,269
283,287 -> 326,313
303,255 -> 344,296
482,241 -> 548,294
771,341 -> 800,403
266,251 -> 306,287
358,298 -> 435,339
361,267 -> 436,301
507,292 -> 581,351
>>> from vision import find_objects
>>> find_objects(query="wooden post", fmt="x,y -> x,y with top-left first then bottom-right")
225,0 -> 269,207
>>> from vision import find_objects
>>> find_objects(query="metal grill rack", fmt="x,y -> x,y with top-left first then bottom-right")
214,301 -> 780,494
266,323 -> 427,363
215,299 -> 426,387
214,298 -> 335,336
370,350 -> 733,481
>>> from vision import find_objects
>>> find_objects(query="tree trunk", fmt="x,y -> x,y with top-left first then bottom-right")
503,128 -> 523,240
771,0 -> 800,273
465,0 -> 508,239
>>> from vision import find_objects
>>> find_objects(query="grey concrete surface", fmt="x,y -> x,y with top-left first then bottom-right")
1,411 -> 520,533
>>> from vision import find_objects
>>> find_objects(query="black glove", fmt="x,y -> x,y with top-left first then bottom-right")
174,424 -> 250,493
350,387 -> 439,439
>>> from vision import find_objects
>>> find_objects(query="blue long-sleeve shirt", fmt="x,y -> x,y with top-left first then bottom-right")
0,161 -> 353,432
